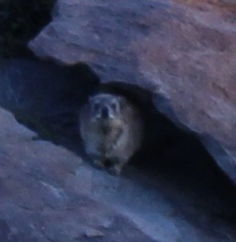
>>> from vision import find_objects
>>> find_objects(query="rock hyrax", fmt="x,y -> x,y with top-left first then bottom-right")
79,93 -> 143,175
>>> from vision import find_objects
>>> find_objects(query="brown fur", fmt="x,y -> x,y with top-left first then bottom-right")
79,93 -> 143,175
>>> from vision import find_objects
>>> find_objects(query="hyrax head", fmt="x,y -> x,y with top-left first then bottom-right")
89,93 -> 124,121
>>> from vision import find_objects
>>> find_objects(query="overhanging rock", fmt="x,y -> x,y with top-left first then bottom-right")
29,0 -> 236,184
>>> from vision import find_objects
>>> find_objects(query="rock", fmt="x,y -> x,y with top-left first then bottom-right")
0,107 -> 158,242
29,0 -> 236,184
84,228 -> 104,238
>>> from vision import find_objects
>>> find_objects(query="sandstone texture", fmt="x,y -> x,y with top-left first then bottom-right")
29,0 -> 236,184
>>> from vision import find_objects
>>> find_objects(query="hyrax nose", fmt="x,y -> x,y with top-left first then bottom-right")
101,106 -> 109,118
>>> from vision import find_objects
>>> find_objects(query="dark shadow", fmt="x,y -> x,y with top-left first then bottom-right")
0,59 -> 99,154
0,0 -> 56,58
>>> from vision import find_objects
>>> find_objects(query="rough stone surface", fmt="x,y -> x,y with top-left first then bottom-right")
29,0 -> 236,184
0,107 -> 157,242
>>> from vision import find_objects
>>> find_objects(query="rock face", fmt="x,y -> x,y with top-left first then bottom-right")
29,0 -> 236,184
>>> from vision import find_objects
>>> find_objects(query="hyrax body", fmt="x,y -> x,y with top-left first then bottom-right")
79,93 -> 143,175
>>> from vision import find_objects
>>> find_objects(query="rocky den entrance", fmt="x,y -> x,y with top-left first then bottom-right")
0,0 -> 236,241
0,59 -> 235,242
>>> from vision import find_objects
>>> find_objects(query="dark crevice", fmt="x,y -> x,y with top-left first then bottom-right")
0,0 -> 56,58
0,59 -> 99,151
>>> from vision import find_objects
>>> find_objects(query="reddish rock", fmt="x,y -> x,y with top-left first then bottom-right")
29,0 -> 236,184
